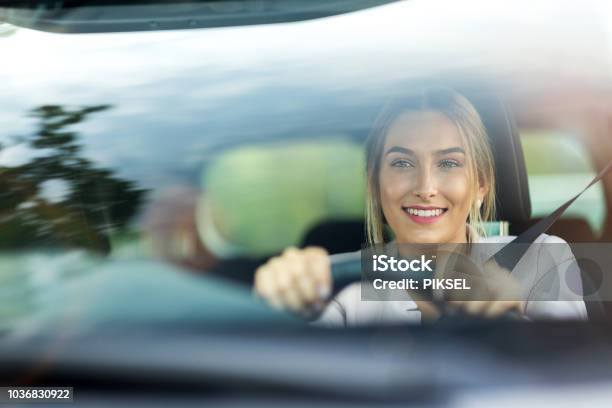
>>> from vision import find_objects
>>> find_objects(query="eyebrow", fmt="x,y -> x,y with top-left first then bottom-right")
384,146 -> 466,155
384,146 -> 414,156
437,147 -> 465,155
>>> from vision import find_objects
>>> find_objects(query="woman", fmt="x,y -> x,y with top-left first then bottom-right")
254,87 -> 587,326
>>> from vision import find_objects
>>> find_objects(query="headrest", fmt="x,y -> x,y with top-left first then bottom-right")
457,86 -> 532,223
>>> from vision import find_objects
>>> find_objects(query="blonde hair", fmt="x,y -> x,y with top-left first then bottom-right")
365,87 -> 496,245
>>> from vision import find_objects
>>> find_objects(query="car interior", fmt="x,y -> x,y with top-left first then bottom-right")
194,79 -> 611,320
4,1 -> 612,405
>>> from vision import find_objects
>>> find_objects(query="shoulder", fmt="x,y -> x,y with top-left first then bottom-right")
481,233 -> 574,264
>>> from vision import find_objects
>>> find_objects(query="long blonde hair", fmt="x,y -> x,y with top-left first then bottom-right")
365,87 -> 496,244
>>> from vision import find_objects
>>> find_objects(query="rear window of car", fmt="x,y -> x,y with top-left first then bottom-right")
521,130 -> 606,236
202,137 -> 365,257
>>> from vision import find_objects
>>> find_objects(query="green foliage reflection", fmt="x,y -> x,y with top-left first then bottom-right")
0,105 -> 147,252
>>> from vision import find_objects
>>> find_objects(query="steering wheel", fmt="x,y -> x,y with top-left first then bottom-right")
329,252 -> 527,322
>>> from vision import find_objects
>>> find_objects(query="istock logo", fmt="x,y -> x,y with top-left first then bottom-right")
372,255 -> 435,272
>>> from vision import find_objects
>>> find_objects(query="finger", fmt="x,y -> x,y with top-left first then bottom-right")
270,258 -> 308,312
280,287 -> 306,312
484,301 -> 523,318
284,250 -> 318,304
449,300 -> 489,315
297,271 -> 318,304
254,265 -> 285,310
303,247 -> 331,299
260,258 -> 296,310
268,257 -> 293,293
266,294 -> 285,311
282,246 -> 299,256
254,264 -> 276,298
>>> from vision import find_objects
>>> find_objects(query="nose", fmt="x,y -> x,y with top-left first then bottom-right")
412,168 -> 437,200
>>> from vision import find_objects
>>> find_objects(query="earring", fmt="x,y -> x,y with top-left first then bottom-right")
476,199 -> 482,210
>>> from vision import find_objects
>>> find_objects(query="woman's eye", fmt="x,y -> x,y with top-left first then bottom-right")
439,159 -> 461,168
391,159 -> 414,168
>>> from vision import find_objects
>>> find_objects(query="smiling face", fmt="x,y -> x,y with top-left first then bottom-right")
378,110 -> 487,244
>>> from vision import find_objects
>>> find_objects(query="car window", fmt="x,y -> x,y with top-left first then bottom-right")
521,131 -> 606,236
203,138 -> 365,256
0,0 -> 611,335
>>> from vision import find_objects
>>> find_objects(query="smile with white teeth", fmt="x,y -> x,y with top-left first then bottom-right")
404,208 -> 446,217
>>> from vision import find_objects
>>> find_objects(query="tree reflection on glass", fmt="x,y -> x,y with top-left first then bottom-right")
0,105 -> 147,253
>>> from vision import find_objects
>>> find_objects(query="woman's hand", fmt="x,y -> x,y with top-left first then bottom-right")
451,300 -> 525,318
415,300 -> 525,321
254,247 -> 332,316
416,255 -> 526,321
415,300 -> 524,321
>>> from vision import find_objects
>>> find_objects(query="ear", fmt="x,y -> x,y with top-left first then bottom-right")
477,177 -> 488,203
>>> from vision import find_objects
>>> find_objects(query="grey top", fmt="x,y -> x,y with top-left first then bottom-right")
315,232 -> 588,327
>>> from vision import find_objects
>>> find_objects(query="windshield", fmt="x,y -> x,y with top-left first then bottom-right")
2,0 -> 612,404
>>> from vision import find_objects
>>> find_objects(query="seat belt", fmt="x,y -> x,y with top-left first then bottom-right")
490,160 -> 612,272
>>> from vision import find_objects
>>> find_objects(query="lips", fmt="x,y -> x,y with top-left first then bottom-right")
401,206 -> 448,224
